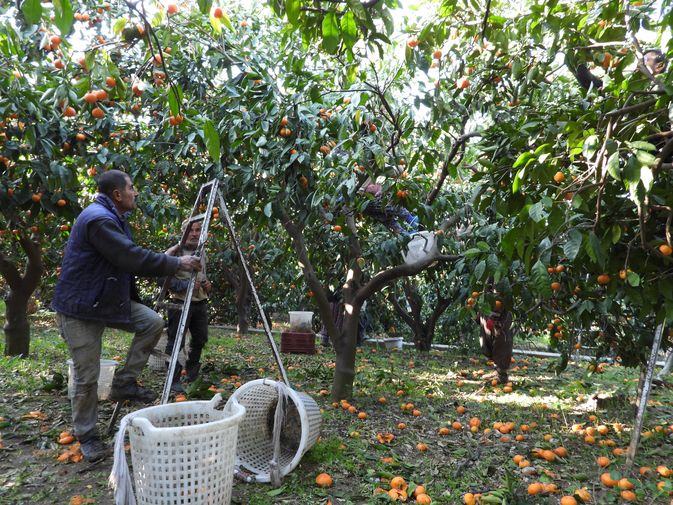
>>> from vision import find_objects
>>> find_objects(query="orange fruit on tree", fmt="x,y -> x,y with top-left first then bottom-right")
407,39 -> 418,48
63,106 -> 77,117
456,76 -> 470,89
54,59 -> 65,69
597,274 -> 610,285
91,107 -> 105,119
167,3 -> 178,15
315,472 -> 333,488
659,244 -> 672,256
555,264 -> 565,273
494,299 -> 503,311
105,76 -> 116,87
550,281 -> 561,291
31,193 -> 42,202
57,199 -> 67,207
553,171 -> 566,183
213,7 -> 223,18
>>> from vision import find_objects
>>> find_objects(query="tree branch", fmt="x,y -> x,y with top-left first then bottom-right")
425,132 -> 481,205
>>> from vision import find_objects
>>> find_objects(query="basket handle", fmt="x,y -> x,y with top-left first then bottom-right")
130,416 -> 154,435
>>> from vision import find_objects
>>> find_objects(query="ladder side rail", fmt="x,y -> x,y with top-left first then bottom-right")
217,190 -> 290,386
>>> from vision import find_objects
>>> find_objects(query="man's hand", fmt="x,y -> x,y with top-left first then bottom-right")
179,255 -> 202,272
201,279 -> 212,294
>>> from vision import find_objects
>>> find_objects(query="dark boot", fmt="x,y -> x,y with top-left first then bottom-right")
497,369 -> 509,384
109,379 -> 158,403
79,435 -> 109,462
185,363 -> 201,383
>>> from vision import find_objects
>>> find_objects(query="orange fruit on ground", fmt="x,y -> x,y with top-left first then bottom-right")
527,482 -> 544,495
541,450 -> 556,462
463,493 -> 477,505
659,244 -> 673,256
315,472 -> 333,487
438,427 -> 449,436
469,417 -> 481,427
398,422 -> 407,430
600,472 -> 618,487
416,493 -> 432,504
412,409 -> 421,417
596,456 -> 610,467
452,421 -> 463,430
357,412 -> 367,420
512,454 -> 524,465
639,466 -> 651,476
456,405 -> 466,414
656,465 -> 672,477
413,486 -> 427,497
544,483 -> 559,493
553,447 -> 567,458
560,496 -> 578,505
416,442 -> 428,452
618,478 -> 634,490
620,490 -> 636,501
390,476 -> 407,490
575,488 -> 592,502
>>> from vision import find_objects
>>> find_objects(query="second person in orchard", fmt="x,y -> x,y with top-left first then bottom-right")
163,219 -> 212,392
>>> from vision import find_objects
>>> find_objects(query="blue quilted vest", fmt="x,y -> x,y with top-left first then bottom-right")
52,194 -> 136,324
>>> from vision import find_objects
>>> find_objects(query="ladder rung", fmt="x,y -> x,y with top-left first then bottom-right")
189,213 -> 208,223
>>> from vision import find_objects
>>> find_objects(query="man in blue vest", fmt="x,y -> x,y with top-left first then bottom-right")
52,170 -> 202,462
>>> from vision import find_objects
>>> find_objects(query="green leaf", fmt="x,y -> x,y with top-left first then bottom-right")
512,168 -> 524,193
263,202 -> 272,218
113,17 -> 127,35
605,152 -> 621,180
53,0 -> 74,36
197,0 -> 213,15
21,0 -> 42,25
167,84 -> 183,117
286,0 -> 301,26
610,224 -> 621,244
340,12 -> 357,49
635,150 -> 656,167
474,260 -> 486,281
586,231 -> 606,269
532,260 -> 552,296
322,11 -> 340,54
563,229 -> 582,261
626,141 -> 655,151
346,0 -> 369,22
627,271 -> 640,287
202,120 -> 220,163
512,151 -> 533,169
622,155 -> 641,185
528,202 -> 547,223
582,134 -> 599,160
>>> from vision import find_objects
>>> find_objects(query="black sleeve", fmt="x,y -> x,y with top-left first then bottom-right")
576,63 -> 603,90
88,218 -> 181,277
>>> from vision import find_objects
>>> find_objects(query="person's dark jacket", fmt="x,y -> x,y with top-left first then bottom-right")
52,193 -> 180,324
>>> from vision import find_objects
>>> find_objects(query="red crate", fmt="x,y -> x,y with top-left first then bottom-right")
281,331 -> 316,354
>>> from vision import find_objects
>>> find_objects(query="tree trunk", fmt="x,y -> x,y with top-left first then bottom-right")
235,270 -> 251,335
3,287 -> 32,357
331,308 -> 360,400
1,233 -> 43,357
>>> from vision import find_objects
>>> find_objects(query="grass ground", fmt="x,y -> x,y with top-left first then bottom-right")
1,311 -> 672,504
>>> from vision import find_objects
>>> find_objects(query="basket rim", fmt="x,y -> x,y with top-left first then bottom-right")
129,395 -> 245,437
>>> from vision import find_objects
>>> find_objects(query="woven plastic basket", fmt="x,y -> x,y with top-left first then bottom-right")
126,395 -> 245,505
148,330 -> 188,372
225,379 -> 321,483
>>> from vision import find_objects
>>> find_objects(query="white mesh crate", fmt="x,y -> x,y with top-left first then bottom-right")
148,330 -> 188,372
117,394 -> 245,505
226,378 -> 321,483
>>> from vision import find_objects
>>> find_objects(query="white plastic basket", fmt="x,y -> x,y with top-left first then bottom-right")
148,330 -> 188,371
67,359 -> 118,400
125,395 -> 245,505
225,379 -> 321,483
403,231 -> 437,265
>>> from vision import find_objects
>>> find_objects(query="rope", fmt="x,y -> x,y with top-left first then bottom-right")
108,414 -> 136,505
269,381 -> 291,488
